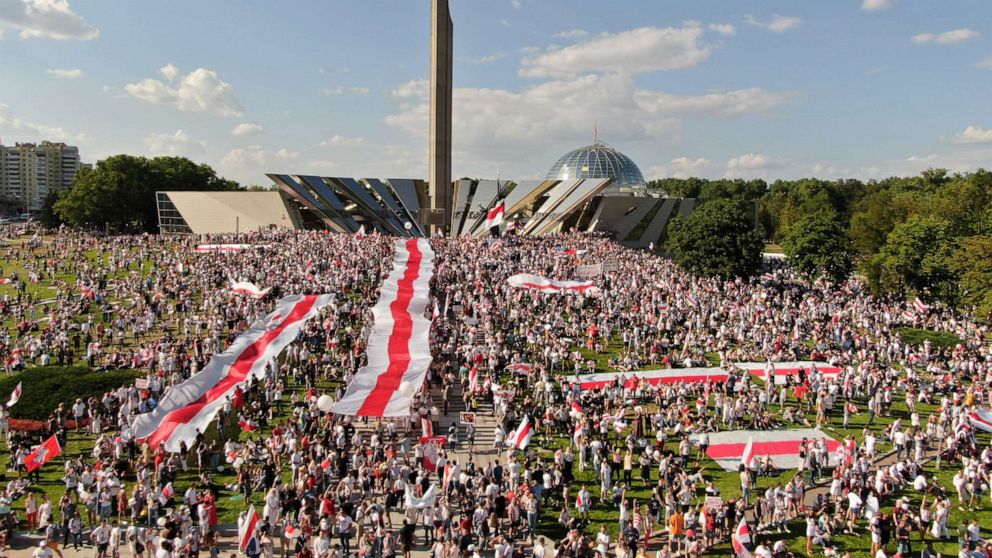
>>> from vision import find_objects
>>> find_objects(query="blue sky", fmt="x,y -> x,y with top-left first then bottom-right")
0,0 -> 990,185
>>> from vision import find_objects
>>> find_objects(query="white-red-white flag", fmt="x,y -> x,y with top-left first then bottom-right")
731,517 -> 753,558
239,505 -> 261,551
432,301 -> 441,320
913,297 -> 928,313
482,199 -> 505,230
159,482 -> 175,505
355,224 -> 366,239
6,382 -> 21,408
229,279 -> 271,299
508,416 -> 533,450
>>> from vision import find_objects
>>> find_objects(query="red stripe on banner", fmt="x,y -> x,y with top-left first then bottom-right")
707,439 -> 841,459
970,412 -> 992,431
517,282 -> 595,292
578,374 -> 729,390
356,238 -> 422,415
746,367 -> 841,376
145,296 -> 318,448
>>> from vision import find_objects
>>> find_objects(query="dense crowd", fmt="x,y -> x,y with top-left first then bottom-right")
0,227 -> 985,558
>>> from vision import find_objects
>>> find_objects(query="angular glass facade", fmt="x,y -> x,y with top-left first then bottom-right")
546,143 -> 646,193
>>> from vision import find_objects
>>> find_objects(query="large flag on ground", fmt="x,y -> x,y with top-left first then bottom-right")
333,239 -> 435,417
968,408 -> 992,432
690,428 -> 841,471
195,244 -> 256,252
405,484 -> 438,509
25,434 -> 61,473
239,506 -> 261,551
128,294 -> 335,452
507,416 -> 534,450
564,368 -> 730,391
482,199 -> 505,230
507,274 -> 600,296
6,382 -> 21,408
229,279 -> 271,299
734,361 -> 841,386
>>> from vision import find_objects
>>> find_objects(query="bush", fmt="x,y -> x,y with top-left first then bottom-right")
895,327 -> 961,350
0,366 -> 141,420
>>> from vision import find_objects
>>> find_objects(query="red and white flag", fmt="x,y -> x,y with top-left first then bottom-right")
570,401 -> 584,415
506,362 -> 532,374
229,279 -> 271,299
420,436 -> 446,471
685,293 -> 701,307
913,297 -> 928,313
195,244 -> 255,253
731,517 -> 753,558
507,416 -> 533,450
333,239 -> 435,417
238,420 -> 256,432
355,224 -> 367,239
284,524 -> 300,539
239,505 -> 261,551
128,294 -> 335,452
432,301 -> 441,320
25,434 -> 61,473
968,408 -> 992,433
565,368 -> 730,391
695,428 -> 841,471
0,278 -> 10,284
735,361 -> 841,386
421,417 -> 433,437
482,199 -> 506,230
6,382 -> 21,408
159,482 -> 175,505
80,285 -> 95,300
468,366 -> 479,393
507,273 -> 600,296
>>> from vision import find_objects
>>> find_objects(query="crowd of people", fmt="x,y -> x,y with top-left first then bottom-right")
0,226 -> 984,558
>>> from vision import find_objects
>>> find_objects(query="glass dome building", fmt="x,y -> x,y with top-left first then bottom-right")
546,142 -> 646,194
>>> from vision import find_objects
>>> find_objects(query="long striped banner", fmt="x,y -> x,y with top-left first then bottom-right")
689,428 -> 841,471
565,361 -> 837,391
734,361 -> 841,385
507,273 -> 600,296
128,294 -> 334,451
564,368 -> 729,390
332,238 -> 435,417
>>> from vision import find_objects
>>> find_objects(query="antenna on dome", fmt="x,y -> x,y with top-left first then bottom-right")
594,121 -> 599,144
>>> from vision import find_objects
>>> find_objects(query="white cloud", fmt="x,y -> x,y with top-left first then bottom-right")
45,67 -> 82,79
725,153 -> 786,177
510,0 -> 521,8
552,29 -> 588,40
145,129 -> 205,156
519,25 -> 712,78
158,63 -> 179,81
389,79 -> 429,99
462,53 -> 505,64
0,103 -> 87,143
230,122 -> 264,136
319,134 -> 366,147
949,125 -> 992,144
125,66 -> 243,117
976,57 -> 992,70
707,23 -> 735,37
861,0 -> 893,11
647,157 -> 712,179
912,28 -> 980,45
635,87 -> 794,118
0,0 -> 98,40
220,145 -> 298,169
322,86 -> 370,96
745,14 -> 801,33
386,74 -> 793,163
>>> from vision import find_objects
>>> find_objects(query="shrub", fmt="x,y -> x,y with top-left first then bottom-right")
0,366 -> 141,420
895,327 -> 961,350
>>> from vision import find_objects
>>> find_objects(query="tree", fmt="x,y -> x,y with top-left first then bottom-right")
39,190 -> 65,229
665,198 -> 765,279
949,236 -> 992,320
782,212 -> 854,283
867,216 -> 957,301
55,155 -> 238,232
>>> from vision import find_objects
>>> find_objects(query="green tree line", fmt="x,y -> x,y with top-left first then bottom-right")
653,168 -> 992,319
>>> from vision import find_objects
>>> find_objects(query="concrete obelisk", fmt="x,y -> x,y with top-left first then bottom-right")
429,0 -> 453,235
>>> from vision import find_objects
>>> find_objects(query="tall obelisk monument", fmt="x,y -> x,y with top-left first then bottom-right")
429,0 -> 453,235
